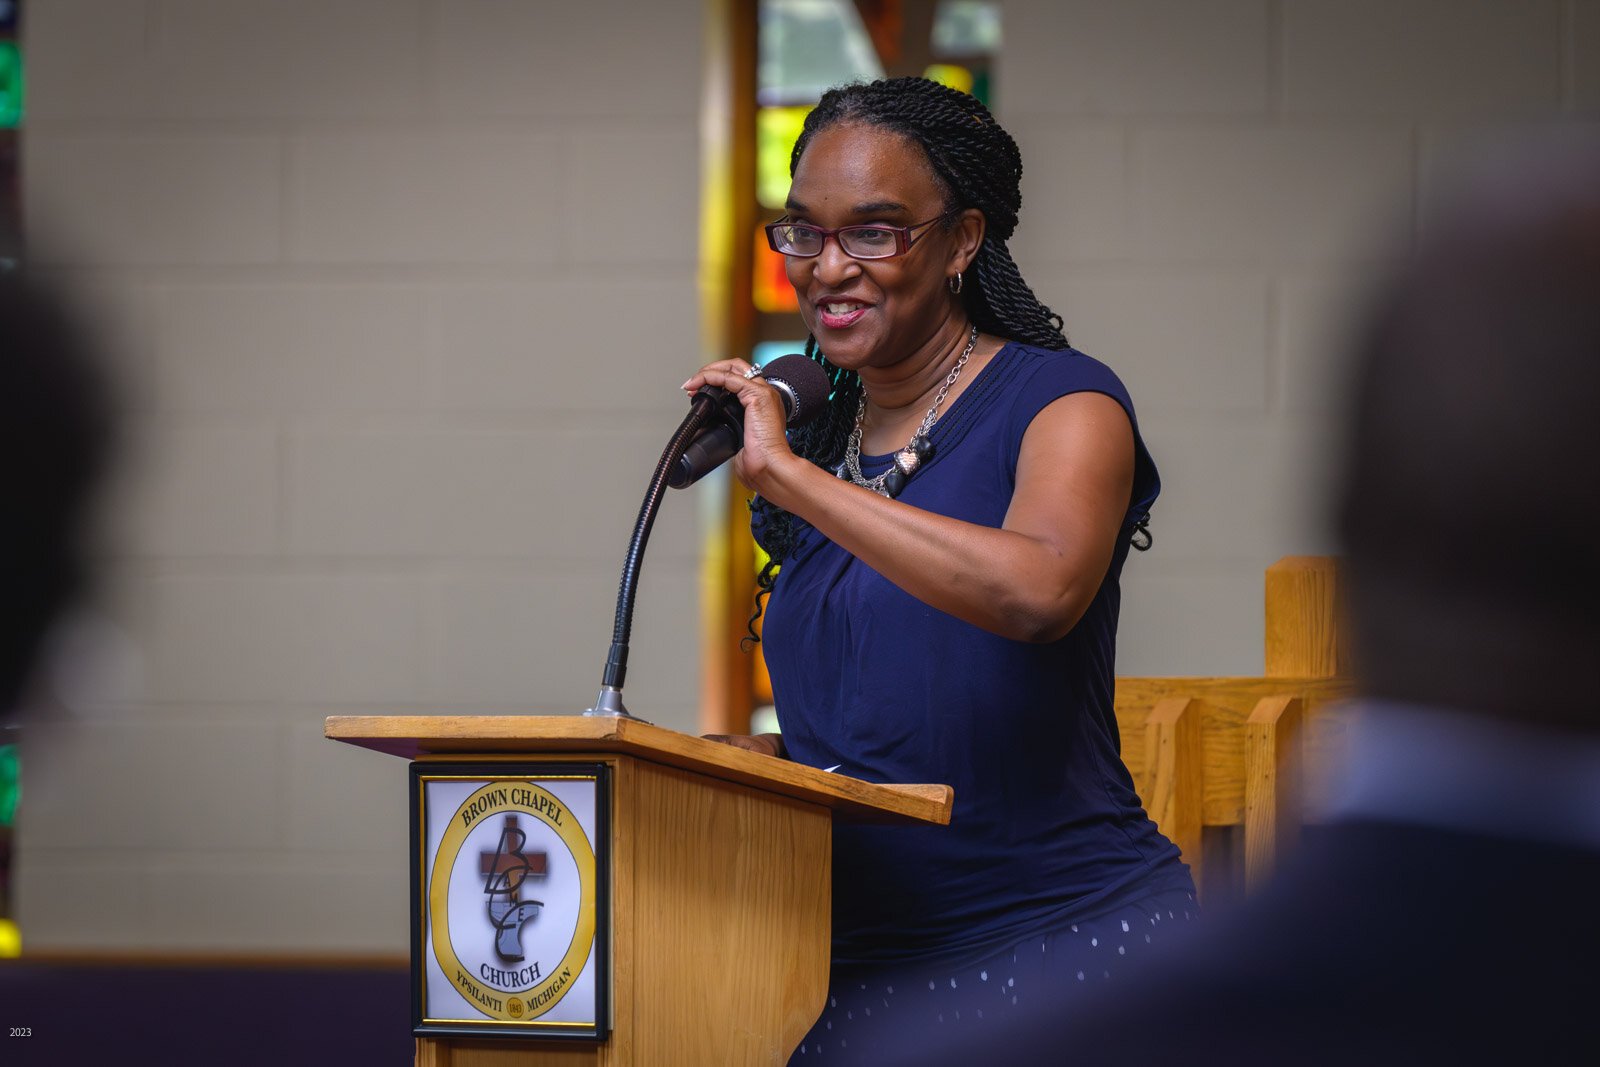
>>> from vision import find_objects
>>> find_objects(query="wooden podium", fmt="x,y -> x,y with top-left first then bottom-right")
325,715 -> 952,1066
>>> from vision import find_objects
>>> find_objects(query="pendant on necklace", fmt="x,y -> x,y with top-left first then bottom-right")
884,435 -> 936,498
840,324 -> 975,499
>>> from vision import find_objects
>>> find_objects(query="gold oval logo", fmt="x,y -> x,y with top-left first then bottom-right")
428,780 -> 597,1022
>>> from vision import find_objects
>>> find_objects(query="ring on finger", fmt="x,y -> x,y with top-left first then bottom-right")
743,364 -> 764,380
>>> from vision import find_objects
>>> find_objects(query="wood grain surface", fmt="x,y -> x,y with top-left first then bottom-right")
1140,697 -> 1207,887
1244,695 -> 1304,887
1115,676 -> 1352,827
325,715 -> 951,827
1265,556 -> 1347,679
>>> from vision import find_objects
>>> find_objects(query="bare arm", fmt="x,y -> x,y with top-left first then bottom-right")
701,732 -> 785,758
686,362 -> 1136,644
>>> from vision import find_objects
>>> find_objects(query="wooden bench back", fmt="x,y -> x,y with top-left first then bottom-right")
1114,558 -> 1355,895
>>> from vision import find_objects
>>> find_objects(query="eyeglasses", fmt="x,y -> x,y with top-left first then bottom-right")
764,211 -> 957,260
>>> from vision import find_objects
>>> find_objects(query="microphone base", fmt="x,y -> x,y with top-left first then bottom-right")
583,685 -> 650,723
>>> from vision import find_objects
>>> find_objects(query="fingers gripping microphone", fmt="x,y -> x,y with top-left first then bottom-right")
669,353 -> 832,489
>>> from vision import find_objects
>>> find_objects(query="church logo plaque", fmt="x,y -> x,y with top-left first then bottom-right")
411,763 -> 610,1040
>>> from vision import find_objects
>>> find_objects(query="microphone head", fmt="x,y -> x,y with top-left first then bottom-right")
758,353 -> 832,428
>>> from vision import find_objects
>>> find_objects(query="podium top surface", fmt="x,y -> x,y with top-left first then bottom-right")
325,714 -> 952,826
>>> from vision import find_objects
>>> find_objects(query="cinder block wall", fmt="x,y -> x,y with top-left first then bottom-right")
1003,0 -> 1599,674
15,1 -> 1599,952
18,0 -> 705,951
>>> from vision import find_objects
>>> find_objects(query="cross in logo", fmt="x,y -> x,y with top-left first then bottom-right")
480,815 -> 548,962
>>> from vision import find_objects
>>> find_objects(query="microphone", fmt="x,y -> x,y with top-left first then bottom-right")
669,353 -> 832,489
585,351 -> 831,719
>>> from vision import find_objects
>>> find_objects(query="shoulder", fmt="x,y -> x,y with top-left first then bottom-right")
995,341 -> 1160,519
1000,342 -> 1137,417
994,341 -> 1142,452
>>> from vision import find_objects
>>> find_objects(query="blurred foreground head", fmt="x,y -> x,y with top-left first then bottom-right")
0,271 -> 114,715
1337,132 -> 1600,732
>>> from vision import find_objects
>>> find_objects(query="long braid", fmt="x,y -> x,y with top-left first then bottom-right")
970,236 -> 1068,347
747,77 -> 1070,644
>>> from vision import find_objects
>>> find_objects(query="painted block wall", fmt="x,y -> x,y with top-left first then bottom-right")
18,0 -> 706,951
1002,0 -> 1598,675
15,1 -> 1599,950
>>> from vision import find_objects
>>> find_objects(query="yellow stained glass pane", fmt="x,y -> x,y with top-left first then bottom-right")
753,642 -> 774,705
750,539 -> 774,705
922,64 -> 975,97
757,106 -> 810,210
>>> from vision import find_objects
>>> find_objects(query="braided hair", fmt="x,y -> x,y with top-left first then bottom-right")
746,77 -> 1071,646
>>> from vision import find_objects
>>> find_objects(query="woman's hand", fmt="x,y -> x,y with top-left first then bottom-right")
701,732 -> 786,759
680,360 -> 800,495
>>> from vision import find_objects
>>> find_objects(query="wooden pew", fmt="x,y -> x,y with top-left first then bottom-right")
1115,557 -> 1355,897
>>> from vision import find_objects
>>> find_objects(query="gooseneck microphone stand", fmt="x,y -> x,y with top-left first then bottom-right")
584,391 -> 722,719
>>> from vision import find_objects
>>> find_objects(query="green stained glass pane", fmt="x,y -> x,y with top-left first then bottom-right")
0,744 -> 18,827
759,0 -> 884,107
972,68 -> 992,110
758,106 -> 811,210
0,42 -> 21,129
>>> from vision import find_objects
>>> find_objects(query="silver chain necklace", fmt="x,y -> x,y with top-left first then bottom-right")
840,324 -> 979,498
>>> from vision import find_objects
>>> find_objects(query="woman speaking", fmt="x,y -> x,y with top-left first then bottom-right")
689,78 -> 1195,1061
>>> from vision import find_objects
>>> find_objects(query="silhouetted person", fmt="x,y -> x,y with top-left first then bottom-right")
0,270 -> 114,722
0,268 -> 115,972
886,131 -> 1600,1065
0,270 -> 416,1066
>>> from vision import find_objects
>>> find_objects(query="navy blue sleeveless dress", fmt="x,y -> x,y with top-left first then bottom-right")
757,342 -> 1196,1061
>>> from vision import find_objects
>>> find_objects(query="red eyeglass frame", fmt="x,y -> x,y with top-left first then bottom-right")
764,210 -> 958,259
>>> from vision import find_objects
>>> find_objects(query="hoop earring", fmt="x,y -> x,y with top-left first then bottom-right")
948,271 -> 963,295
